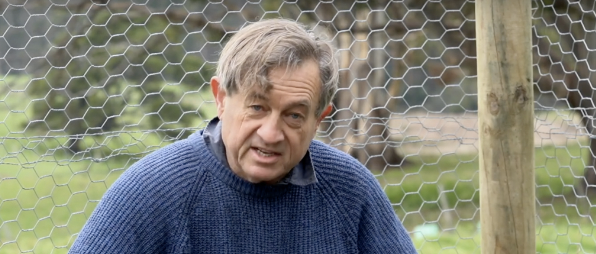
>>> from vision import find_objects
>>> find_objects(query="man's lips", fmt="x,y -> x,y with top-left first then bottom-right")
251,147 -> 282,155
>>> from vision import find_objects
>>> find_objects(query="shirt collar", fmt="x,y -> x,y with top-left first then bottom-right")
202,117 -> 318,186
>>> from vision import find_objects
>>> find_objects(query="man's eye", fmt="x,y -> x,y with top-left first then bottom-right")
250,105 -> 263,111
289,113 -> 303,119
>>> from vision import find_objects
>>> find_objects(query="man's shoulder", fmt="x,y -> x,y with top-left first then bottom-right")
69,133 -> 211,253
307,140 -> 395,231
131,134 -> 201,172
308,140 -> 377,188
117,132 -> 209,190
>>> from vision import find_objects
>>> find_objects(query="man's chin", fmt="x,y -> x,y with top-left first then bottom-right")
242,166 -> 286,185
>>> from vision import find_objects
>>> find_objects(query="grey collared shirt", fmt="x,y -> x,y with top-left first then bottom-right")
202,117 -> 318,186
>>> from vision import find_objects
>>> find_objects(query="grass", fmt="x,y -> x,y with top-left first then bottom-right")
375,140 -> 596,253
1,74 -> 596,253
370,110 -> 596,253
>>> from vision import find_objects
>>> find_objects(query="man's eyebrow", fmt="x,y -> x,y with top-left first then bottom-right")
286,99 -> 311,110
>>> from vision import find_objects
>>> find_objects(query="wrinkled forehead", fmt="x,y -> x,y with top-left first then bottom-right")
239,79 -> 316,109
242,88 -> 269,102
236,78 -> 271,98
237,63 -> 304,93
235,60 -> 321,107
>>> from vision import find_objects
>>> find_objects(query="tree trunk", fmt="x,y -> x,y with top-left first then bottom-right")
476,0 -> 535,252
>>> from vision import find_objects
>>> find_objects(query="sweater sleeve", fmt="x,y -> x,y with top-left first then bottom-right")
357,174 -> 418,254
68,143 -> 200,254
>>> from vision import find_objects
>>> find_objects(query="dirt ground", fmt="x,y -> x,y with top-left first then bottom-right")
383,111 -> 589,156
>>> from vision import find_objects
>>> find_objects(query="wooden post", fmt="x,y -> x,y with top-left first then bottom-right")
476,0 -> 535,253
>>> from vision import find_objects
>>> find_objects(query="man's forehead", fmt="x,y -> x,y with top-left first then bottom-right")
241,87 -> 313,107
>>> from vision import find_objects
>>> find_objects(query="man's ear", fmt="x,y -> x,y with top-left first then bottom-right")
210,77 -> 226,118
316,104 -> 333,125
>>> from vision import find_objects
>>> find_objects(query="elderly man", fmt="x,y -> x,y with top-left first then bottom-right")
69,18 -> 417,253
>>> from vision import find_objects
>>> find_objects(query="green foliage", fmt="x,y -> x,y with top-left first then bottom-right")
23,7 -> 215,154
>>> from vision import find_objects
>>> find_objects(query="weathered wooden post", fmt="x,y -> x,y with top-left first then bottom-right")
476,0 -> 535,253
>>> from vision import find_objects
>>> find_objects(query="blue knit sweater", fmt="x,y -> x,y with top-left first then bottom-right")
69,131 -> 417,253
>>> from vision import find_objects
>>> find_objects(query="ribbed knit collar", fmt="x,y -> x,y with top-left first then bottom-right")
189,131 -> 293,198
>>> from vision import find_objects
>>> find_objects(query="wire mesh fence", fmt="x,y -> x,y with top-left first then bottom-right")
0,0 -> 594,253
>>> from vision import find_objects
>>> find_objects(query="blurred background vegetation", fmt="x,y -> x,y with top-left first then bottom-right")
1,0 -> 596,253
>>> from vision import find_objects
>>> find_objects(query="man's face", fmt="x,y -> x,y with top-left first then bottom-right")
211,60 -> 331,184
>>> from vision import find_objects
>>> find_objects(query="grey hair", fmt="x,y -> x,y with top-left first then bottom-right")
215,18 -> 339,117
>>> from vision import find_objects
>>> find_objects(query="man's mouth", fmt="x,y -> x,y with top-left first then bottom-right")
252,147 -> 281,157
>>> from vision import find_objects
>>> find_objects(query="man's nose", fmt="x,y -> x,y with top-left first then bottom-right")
256,115 -> 284,144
